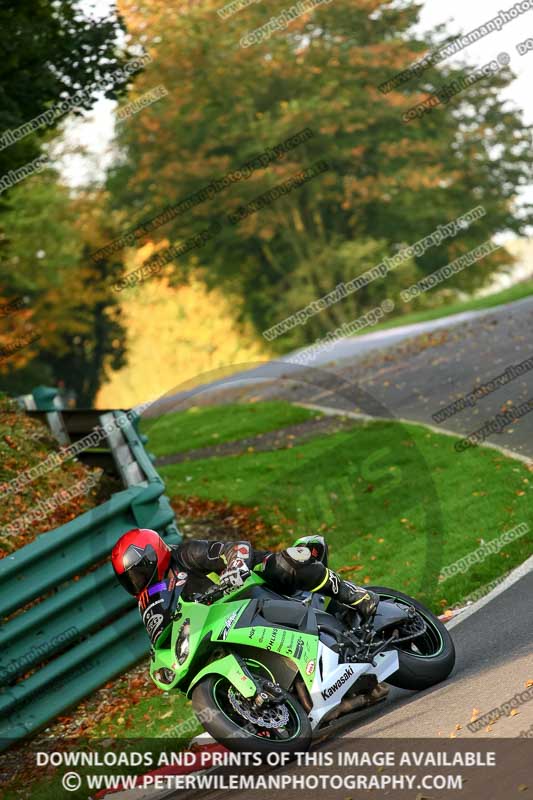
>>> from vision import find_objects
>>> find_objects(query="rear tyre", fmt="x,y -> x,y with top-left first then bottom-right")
191,672 -> 311,755
370,586 -> 456,691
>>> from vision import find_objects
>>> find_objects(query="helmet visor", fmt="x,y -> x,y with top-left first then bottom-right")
117,544 -> 158,595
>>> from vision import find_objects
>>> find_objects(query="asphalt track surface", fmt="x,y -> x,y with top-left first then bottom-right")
340,560 -> 533,739
294,300 -> 533,738
157,296 -> 533,457
155,297 -> 533,800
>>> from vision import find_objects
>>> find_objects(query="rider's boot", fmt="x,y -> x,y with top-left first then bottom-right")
321,571 -> 388,705
319,569 -> 379,623
292,536 -> 378,621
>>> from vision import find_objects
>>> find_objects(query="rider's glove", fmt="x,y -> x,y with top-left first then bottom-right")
219,558 -> 250,589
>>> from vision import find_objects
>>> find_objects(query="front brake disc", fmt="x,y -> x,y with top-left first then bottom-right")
227,687 -> 290,729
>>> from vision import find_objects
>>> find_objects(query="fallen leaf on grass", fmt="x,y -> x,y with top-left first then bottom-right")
338,565 -> 363,574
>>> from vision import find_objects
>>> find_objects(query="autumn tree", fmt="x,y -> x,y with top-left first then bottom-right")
104,0 -> 531,349
0,0 -> 134,183
0,1 -> 140,399
0,174 -> 126,404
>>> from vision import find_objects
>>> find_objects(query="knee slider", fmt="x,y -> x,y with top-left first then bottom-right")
263,547 -> 314,591
284,546 -> 327,589
263,551 -> 297,591
284,546 -> 313,565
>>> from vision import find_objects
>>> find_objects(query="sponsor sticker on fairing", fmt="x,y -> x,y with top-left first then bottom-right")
321,666 -> 355,700
176,571 -> 188,587
220,610 -> 239,640
294,637 -> 305,659
146,613 -> 165,639
266,628 -> 279,651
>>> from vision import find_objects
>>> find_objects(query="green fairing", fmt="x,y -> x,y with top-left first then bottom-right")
187,654 -> 257,698
149,572 -> 318,698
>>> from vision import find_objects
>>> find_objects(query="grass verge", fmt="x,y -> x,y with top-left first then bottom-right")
156,409 -> 533,613
355,281 -> 533,337
141,401 -> 321,456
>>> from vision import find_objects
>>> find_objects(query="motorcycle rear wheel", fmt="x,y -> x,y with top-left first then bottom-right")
370,586 -> 456,690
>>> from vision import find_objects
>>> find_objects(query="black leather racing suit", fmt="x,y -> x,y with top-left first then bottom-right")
138,539 -> 378,644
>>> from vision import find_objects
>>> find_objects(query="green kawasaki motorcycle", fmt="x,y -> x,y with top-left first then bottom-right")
150,548 -> 455,754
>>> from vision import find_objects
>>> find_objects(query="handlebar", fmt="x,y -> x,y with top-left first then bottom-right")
193,583 -> 228,605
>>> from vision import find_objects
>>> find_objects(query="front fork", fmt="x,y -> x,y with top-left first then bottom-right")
187,650 -> 282,703
252,679 -> 285,709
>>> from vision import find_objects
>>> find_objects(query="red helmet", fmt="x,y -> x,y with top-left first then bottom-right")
111,528 -> 171,596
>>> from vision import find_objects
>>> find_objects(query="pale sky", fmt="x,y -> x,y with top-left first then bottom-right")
419,0 -> 532,124
56,0 -> 533,217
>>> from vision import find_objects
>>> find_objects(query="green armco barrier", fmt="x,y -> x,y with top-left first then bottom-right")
0,565 -> 131,686
0,481 -> 176,617
0,403 -> 181,749
32,385 -> 63,411
0,609 -> 142,717
0,610 -> 148,746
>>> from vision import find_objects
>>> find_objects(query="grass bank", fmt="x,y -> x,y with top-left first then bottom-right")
156,408 -> 532,613
360,281 -> 533,337
142,401 -> 320,456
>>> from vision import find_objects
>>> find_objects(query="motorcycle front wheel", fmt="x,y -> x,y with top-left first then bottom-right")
191,671 -> 312,755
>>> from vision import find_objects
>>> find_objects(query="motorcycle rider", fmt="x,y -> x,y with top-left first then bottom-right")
111,528 -> 379,645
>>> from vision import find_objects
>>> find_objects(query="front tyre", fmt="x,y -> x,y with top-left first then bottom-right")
370,586 -> 456,691
191,674 -> 311,755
